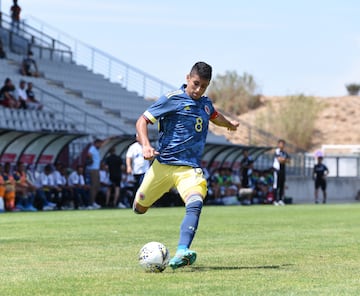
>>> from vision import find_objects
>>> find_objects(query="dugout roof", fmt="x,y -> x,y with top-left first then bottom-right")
0,129 -> 272,170
99,136 -> 273,171
0,129 -> 85,166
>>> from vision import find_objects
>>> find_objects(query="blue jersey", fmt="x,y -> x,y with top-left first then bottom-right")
143,85 -> 216,168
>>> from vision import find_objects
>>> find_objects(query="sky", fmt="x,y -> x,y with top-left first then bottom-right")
1,0 -> 360,97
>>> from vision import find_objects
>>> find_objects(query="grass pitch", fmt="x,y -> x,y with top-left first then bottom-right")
1,204 -> 359,296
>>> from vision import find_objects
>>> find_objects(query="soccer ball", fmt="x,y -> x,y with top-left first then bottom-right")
138,241 -> 170,272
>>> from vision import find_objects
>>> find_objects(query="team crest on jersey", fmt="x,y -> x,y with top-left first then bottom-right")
204,105 -> 211,115
184,106 -> 191,111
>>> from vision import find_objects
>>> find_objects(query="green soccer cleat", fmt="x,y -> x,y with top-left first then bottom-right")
169,249 -> 197,270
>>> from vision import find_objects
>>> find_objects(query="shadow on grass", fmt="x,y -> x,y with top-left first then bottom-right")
191,264 -> 293,271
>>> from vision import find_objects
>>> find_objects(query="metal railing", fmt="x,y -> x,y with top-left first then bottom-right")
254,153 -> 360,177
23,15 -> 176,99
34,85 -> 130,137
0,12 -> 72,61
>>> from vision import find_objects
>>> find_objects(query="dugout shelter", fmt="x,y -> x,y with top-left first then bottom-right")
0,129 -> 272,171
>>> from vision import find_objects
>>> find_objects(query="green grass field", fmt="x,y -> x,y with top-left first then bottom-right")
1,204 -> 359,296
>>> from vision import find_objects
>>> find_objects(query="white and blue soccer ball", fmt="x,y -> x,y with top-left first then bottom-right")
138,241 -> 170,273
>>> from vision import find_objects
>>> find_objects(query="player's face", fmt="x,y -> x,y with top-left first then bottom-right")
185,73 -> 210,100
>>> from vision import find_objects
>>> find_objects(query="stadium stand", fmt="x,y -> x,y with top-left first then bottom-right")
1,13 -> 271,157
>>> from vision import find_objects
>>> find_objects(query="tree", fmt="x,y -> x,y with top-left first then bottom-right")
207,71 -> 262,115
345,83 -> 360,96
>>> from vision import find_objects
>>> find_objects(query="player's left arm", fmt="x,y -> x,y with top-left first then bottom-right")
324,166 -> 329,178
210,111 -> 239,131
279,152 -> 290,164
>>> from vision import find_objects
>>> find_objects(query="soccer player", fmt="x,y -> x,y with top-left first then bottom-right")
240,149 -> 253,188
132,61 -> 239,270
272,139 -> 290,206
313,156 -> 329,204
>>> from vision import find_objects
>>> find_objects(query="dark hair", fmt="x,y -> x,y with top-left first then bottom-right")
278,139 -> 286,144
190,61 -> 212,81
44,164 -> 52,172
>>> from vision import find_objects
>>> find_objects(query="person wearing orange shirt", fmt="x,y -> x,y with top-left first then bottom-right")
0,164 -> 5,212
2,162 -> 17,211
14,161 -> 37,211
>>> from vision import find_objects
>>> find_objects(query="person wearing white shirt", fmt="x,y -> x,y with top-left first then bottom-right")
15,79 -> 28,109
52,162 -> 72,209
37,164 -> 60,210
272,139 -> 290,206
68,165 -> 90,209
126,135 -> 150,202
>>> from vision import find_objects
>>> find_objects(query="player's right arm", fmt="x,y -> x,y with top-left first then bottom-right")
135,115 -> 159,160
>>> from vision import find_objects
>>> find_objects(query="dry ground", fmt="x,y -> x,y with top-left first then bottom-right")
210,95 -> 360,152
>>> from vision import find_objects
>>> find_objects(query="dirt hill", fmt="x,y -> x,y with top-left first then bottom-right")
209,95 -> 360,153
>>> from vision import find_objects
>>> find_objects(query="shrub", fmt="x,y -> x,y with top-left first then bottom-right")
207,71 -> 262,115
255,94 -> 322,151
345,83 -> 360,96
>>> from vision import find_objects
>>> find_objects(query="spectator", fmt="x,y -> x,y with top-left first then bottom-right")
26,82 -> 43,110
313,156 -> 329,204
126,134 -> 150,200
272,139 -> 290,206
261,169 -> 275,204
52,162 -> 72,209
15,79 -> 28,109
13,161 -> 37,211
85,138 -> 104,209
212,167 -> 233,199
59,166 -> 74,209
36,164 -> 59,210
251,170 -> 270,205
2,162 -> 17,211
0,164 -> 5,212
25,164 -> 42,207
207,168 -> 220,201
0,40 -> 7,59
120,165 -> 134,208
0,78 -> 19,108
223,168 -> 236,197
99,162 -> 111,207
10,0 -> 21,32
105,147 -> 124,208
21,51 -> 39,77
68,165 -> 90,210
240,149 -> 253,188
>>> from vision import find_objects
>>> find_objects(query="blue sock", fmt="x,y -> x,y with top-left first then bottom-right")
177,198 -> 203,252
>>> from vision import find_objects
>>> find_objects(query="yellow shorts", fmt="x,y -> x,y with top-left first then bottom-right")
135,159 -> 207,208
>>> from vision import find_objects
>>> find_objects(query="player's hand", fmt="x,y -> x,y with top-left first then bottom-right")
142,145 -> 160,160
227,120 -> 239,131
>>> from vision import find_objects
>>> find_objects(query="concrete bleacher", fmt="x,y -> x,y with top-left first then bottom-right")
37,59 -> 152,122
1,27 -> 226,143
0,107 -> 76,132
0,53 -> 141,136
